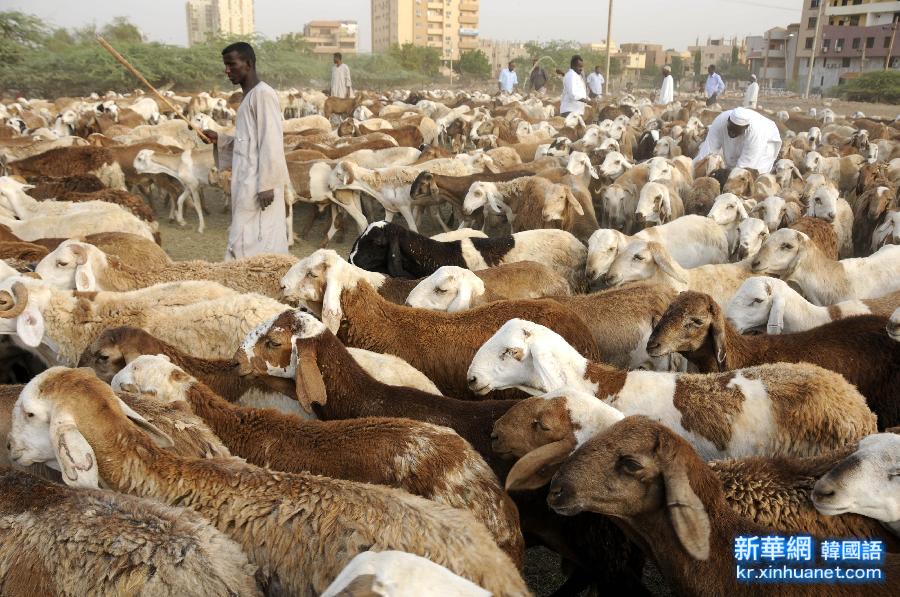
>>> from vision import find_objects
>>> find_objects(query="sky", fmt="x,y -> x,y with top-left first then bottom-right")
7,0 -> 802,51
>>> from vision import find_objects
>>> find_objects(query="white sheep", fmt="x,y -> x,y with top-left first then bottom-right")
734,217 -> 769,261
807,184 -> 854,258
773,158 -> 802,190
634,181 -> 683,226
873,209 -> 900,252
0,207 -> 155,242
748,195 -> 802,232
133,148 -> 207,233
706,193 -> 750,253
803,151 -> 865,193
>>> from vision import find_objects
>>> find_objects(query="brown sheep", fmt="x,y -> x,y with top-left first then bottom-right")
8,146 -> 125,189
360,124 -> 424,147
647,291 -> 899,428
23,174 -> 105,199
323,95 -> 358,119
789,216 -> 840,259
853,184 -> 898,256
684,176 -> 721,215
0,228 -> 170,267
0,241 -> 48,263
56,189 -> 156,225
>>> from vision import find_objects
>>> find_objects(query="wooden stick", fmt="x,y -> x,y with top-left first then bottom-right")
95,36 -> 212,144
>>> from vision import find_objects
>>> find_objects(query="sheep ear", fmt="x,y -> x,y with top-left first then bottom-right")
16,306 -> 45,348
321,262 -> 345,334
505,438 -> 575,492
294,338 -> 327,414
662,455 -> 711,561
565,189 -> 584,216
736,201 -> 748,220
792,166 -> 801,179
767,293 -> 785,335
648,243 -> 686,284
447,279 -> 474,312
527,341 -> 567,394
50,410 -> 99,489
386,234 -> 408,278
708,300 -> 727,367
74,260 -> 97,292
115,396 -> 174,448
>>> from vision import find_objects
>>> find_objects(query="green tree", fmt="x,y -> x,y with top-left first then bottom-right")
100,16 -> 143,44
389,43 -> 441,76
0,11 -> 48,64
731,45 -> 739,65
670,55 -> 684,79
643,63 -> 660,78
835,70 -> 900,103
693,49 -> 702,82
455,49 -> 491,78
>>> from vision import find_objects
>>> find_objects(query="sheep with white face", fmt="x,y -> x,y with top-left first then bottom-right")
725,276 -> 787,334
598,151 -> 632,179
635,182 -> 676,226
405,266 -> 485,312
734,218 -> 769,261
462,181 -> 504,216
812,433 -> 900,536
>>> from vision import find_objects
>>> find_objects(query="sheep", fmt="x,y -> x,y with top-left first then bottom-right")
634,181 -> 684,227
683,176 -> 721,215
807,184 -> 854,258
773,158 -> 803,191
751,228 -> 900,305
789,215 -> 840,259
467,318 -> 875,459
0,275 -> 286,366
7,145 -> 125,189
0,240 -> 48,264
733,217 -> 769,260
752,173 -> 780,200
854,185 -> 898,256
706,193 -> 752,253
873,209 -> 900,252
403,263 -> 571,311
36,241 -> 296,298
281,250 -> 597,398
348,221 -> 588,291
0,207 -> 156,243
112,354 -> 524,566
0,468 -> 261,597
321,551 -> 491,597
890,307 -> 900,342
545,417 -> 898,597
492,391 -> 899,548
812,433 -> 900,537
647,290 -> 898,428
804,150 -> 865,193
721,168 -> 754,197
133,148 -> 208,233
601,239 -> 753,308
726,277 -> 900,334
22,173 -> 105,198
6,367 -> 529,596
747,194 -> 802,232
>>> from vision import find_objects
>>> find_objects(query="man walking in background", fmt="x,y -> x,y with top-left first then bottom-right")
657,65 -> 674,105
202,42 -> 289,260
586,65 -> 604,98
498,61 -> 518,94
527,58 -> 548,94
331,52 -> 353,98
705,64 -> 725,106
744,74 -> 760,108
560,55 -> 589,117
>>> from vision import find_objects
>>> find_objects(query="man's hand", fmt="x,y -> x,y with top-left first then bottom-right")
201,129 -> 218,144
257,189 -> 275,210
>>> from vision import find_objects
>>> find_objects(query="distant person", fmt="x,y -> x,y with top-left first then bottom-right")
657,65 -> 674,105
331,52 -> 353,98
586,65 -> 605,98
560,55 -> 589,117
527,58 -> 548,94
203,41 -> 289,261
744,74 -> 760,109
705,64 -> 725,106
498,61 -> 518,94
694,106 -> 782,173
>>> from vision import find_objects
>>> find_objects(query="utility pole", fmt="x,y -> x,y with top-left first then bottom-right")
804,0 -> 826,98
762,29 -> 771,89
886,20 -> 897,71
605,0 -> 613,93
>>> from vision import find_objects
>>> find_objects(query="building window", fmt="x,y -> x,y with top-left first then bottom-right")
851,38 -> 860,49
842,57 -> 851,67
886,36 -> 893,48
805,37 -> 814,49
810,0 -> 819,7
866,37 -> 875,49
823,39 -> 830,50
849,15 -> 859,26
808,17 -> 817,29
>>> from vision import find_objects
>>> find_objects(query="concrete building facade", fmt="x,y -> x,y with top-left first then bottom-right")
688,37 -> 746,68
620,43 -> 666,67
302,20 -> 358,55
478,39 -> 528,73
185,0 -> 254,46
371,0 -> 480,60
746,27 -> 792,88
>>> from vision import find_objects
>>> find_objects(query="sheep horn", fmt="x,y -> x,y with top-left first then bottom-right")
0,282 -> 29,318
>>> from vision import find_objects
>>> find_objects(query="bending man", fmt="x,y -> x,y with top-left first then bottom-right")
693,107 -> 782,174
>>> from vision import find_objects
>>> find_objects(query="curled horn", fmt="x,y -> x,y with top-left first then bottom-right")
0,282 -> 29,318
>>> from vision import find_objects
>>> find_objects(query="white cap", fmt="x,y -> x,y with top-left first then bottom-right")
729,107 -> 752,127
750,74 -> 757,81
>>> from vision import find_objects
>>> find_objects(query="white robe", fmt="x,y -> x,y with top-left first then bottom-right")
657,75 -> 674,105
216,82 -> 290,261
744,82 -> 759,108
586,72 -> 604,96
331,63 -> 353,98
694,109 -> 782,173
561,69 -> 588,115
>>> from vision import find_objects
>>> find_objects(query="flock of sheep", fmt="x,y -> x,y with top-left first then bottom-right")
0,83 -> 898,596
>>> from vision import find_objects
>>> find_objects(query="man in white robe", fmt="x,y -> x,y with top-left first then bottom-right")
498,62 -> 518,94
657,65 -> 674,105
694,106 -> 782,174
586,66 -> 604,98
561,55 -> 589,117
203,42 -> 289,261
331,52 -> 353,98
744,74 -> 760,109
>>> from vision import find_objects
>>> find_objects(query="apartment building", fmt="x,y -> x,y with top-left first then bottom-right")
688,37 -> 746,68
371,0 -> 480,60
619,43 -> 666,68
478,39 -> 528,72
303,21 -> 358,55
185,0 -> 254,46
746,27 -> 792,88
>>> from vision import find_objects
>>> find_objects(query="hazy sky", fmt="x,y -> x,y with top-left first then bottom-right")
8,0 -> 801,51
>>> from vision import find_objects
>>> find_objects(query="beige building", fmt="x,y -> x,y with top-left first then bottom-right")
478,39 -> 528,72
688,37 -> 746,67
371,0 -> 480,60
620,43 -> 665,67
585,40 -> 619,54
185,0 -> 254,46
303,20 -> 358,55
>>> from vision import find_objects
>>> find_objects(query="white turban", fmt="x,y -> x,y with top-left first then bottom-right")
729,107 -> 752,127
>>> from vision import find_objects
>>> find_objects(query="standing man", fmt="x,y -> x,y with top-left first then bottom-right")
560,55 -> 589,117
744,74 -> 760,108
202,42 -> 289,261
693,107 -> 782,174
705,64 -> 725,106
498,61 -> 518,94
586,65 -> 605,98
527,58 -> 548,94
657,65 -> 674,105
331,52 -> 353,98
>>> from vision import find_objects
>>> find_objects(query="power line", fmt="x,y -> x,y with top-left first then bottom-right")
720,0 -> 800,12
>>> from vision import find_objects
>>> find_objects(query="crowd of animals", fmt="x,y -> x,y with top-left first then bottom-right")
0,83 -> 898,596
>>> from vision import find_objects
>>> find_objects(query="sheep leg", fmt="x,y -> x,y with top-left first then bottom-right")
184,185 -> 205,233
297,204 -> 322,238
397,204 -> 418,232
321,205 -> 341,248
173,190 -> 188,226
285,202 -> 295,246
337,198 -> 369,234
430,204 -> 451,232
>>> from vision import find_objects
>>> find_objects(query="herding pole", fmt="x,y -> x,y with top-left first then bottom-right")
885,20 -> 897,71
803,0 -> 826,99
96,36 -> 212,144
605,0 -> 613,92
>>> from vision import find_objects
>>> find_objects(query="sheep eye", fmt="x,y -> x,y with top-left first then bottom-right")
751,298 -> 763,305
633,254 -> 645,261
781,244 -> 793,250
25,412 -> 34,418
618,456 -> 643,474
57,261 -> 68,267
434,287 -> 446,295
759,232 -> 766,238
727,204 -> 734,209
608,247 -> 615,252
687,317 -> 703,326
265,339 -> 281,348
98,354 -> 109,362
531,419 -> 550,431
306,272 -> 316,278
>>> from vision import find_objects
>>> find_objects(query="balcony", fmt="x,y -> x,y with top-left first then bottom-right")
826,0 -> 900,17
459,13 -> 478,25
459,37 -> 479,50
460,2 -> 479,11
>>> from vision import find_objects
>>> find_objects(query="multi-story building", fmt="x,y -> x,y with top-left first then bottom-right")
746,27 -> 792,88
688,37 -> 746,68
185,0 -> 254,46
478,39 -> 528,73
585,40 -> 619,54
302,20 -> 358,55
665,49 -> 695,79
371,0 -> 479,60
620,43 -> 666,68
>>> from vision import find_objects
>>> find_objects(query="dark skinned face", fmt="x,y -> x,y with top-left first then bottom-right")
574,59 -> 584,75
223,51 -> 252,86
727,120 -> 749,139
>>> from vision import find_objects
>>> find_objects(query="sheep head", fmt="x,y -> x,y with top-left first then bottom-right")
77,326 -> 156,382
0,277 -> 47,347
647,291 -> 727,366
280,248 -> 355,332
748,195 -> 790,232
725,276 -> 787,335
585,228 -> 628,281
405,266 -> 484,312
603,240 -> 686,288
35,240 -> 105,291
803,151 -> 825,174
751,228 -> 810,278
564,152 -> 598,180
706,193 -> 747,227
463,181 -> 503,216
111,353 -> 192,401
635,182 -> 673,226
7,366 -> 172,489
541,183 -> 583,223
600,184 -> 629,231
872,209 -> 900,252
599,151 -> 632,179
734,217 -> 769,261
547,416 -> 712,560
807,184 -> 840,222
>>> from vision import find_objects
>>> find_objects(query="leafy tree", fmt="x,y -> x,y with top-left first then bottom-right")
0,11 -> 48,65
693,49 -> 702,82
389,43 -> 441,76
100,16 -> 143,44
731,45 -> 739,65
455,49 -> 491,78
835,70 -> 900,103
643,63 -> 660,78
670,55 -> 684,79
